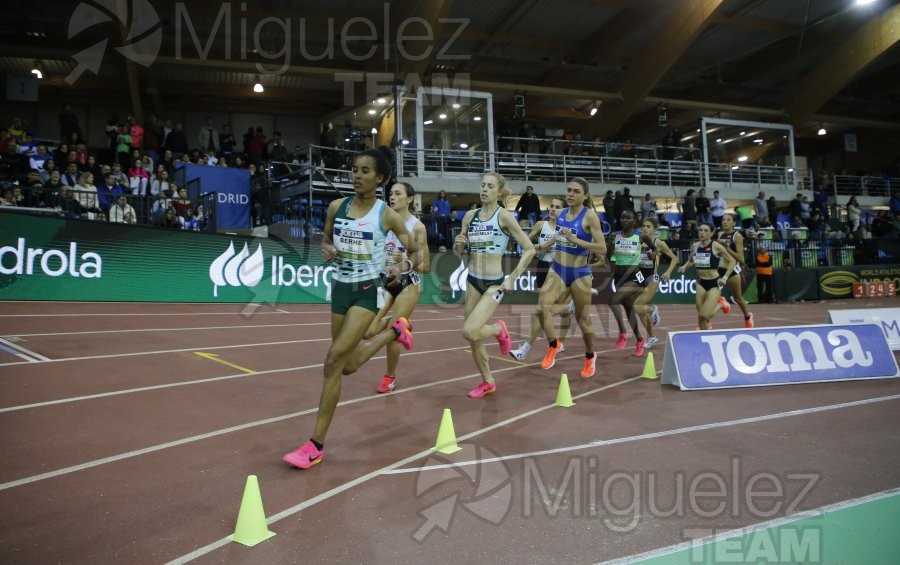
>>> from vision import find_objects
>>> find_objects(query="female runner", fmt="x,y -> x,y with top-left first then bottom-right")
454,173 -> 535,398
677,221 -> 737,330
631,217 -> 679,353
717,212 -> 754,327
536,177 -> 606,378
283,148 -> 421,469
608,210 -> 656,356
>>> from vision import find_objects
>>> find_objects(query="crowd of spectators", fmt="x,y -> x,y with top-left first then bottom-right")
0,109 -> 294,230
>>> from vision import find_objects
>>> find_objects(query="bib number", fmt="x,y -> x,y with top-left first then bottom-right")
733,264 -> 742,275
634,271 -> 645,284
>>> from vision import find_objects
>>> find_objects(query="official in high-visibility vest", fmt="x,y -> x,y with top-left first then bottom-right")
755,243 -> 774,304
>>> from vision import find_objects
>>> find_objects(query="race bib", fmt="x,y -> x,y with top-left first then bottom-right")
733,264 -> 742,274
634,271 -> 645,284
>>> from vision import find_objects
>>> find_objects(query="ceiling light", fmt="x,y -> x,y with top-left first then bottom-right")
856,0 -> 876,6
740,131 -> 746,136
371,127 -> 378,135
438,113 -> 447,120
377,98 -> 386,104
589,106 -> 598,116
738,155 -> 748,162
30,61 -> 43,79
368,109 -> 376,115
401,139 -> 410,145
754,138 -> 764,143
452,103 -> 461,109
473,115 -> 482,121
716,138 -> 722,143
424,119 -> 433,125
252,75 -> 264,93
818,127 -> 827,136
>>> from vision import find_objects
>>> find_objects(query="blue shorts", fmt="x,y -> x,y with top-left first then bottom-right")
551,262 -> 592,287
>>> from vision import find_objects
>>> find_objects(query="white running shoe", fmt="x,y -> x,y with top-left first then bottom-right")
645,336 -> 659,348
650,305 -> 661,326
559,341 -> 567,353
510,342 -> 531,360
567,299 -> 576,314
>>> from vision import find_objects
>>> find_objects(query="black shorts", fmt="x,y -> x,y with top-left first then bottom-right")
467,274 -> 505,295
380,271 -> 420,299
698,278 -> 719,291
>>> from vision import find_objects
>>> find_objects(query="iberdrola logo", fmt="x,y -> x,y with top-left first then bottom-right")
66,0 -> 163,85
209,242 -> 265,297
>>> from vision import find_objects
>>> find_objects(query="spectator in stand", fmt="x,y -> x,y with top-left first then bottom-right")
98,172 -> 125,211
150,169 -> 171,197
150,188 -> 174,224
710,190 -> 727,228
622,186 -> 635,212
159,148 -> 176,176
735,204 -> 754,230
164,121 -> 189,156
160,206 -> 181,228
115,126 -> 132,169
73,171 -> 99,212
846,196 -> 861,233
25,183 -> 51,208
808,209 -> 825,240
129,116 -> 144,153
143,115 -> 162,163
45,170 -> 63,197
109,194 -> 137,224
696,188 -> 712,225
39,159 -> 57,184
53,143 -> 69,169
640,193 -> 657,220
602,190 -> 614,225
800,195 -> 811,225
61,162 -> 80,187
198,117 -> 220,156
248,127 -> 268,164
0,187 -> 15,206
754,191 -> 767,227
173,186 -> 192,217
7,118 -> 30,145
269,131 -> 290,162
242,126 -> 255,155
57,187 -> 82,218
429,189 -> 452,248
514,185 -> 541,226
24,169 -> 42,189
219,124 -> 236,159
28,144 -> 50,173
105,114 -> 123,151
128,158 -> 149,196
813,186 -> 829,221
767,196 -> 780,228
788,193 -> 803,225
890,191 -> 900,215
680,188 -> 697,228
612,190 -> 625,230
58,104 -> 82,142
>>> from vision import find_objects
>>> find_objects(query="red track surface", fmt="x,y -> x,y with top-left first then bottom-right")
0,299 -> 898,564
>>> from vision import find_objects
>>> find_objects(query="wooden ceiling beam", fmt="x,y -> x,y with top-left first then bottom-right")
785,3 -> 900,125
586,0 -> 726,139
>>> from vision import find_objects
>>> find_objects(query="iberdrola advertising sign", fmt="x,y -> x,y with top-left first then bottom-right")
2,211 -> 714,305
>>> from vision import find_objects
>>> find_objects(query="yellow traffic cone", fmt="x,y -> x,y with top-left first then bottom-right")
642,352 -> 658,379
434,408 -> 462,454
555,373 -> 575,407
229,475 -> 276,546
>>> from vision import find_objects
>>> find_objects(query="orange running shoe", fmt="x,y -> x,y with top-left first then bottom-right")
581,355 -> 596,378
718,297 -> 731,315
541,342 -> 561,369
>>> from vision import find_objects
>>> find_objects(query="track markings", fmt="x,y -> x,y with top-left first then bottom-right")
194,352 -> 255,374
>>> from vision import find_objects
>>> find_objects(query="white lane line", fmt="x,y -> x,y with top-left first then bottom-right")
384,393 -> 900,474
0,337 -> 50,362
165,376 -> 642,565
0,354 -> 578,491
0,326 -> 465,367
596,487 -> 900,565
0,311 -> 322,318
169,390 -> 900,564
0,344 -> 474,414
4,315 -> 465,338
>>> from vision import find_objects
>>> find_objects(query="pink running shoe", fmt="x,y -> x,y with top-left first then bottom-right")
633,339 -> 645,357
718,296 -> 731,315
745,312 -> 754,328
283,440 -> 324,469
468,381 -> 497,398
615,333 -> 627,349
496,320 -> 512,356
376,374 -> 396,393
392,317 -> 414,350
